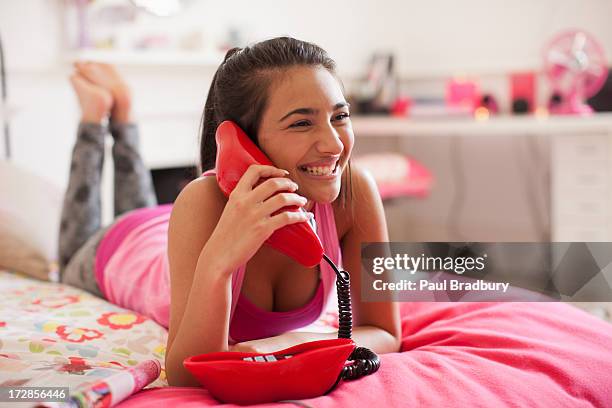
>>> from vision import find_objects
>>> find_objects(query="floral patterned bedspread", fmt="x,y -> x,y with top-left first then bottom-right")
0,269 -> 169,401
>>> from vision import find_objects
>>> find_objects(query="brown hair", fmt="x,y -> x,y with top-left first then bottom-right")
199,36 -> 354,212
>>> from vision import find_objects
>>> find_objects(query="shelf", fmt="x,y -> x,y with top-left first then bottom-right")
65,48 -> 225,67
351,113 -> 612,137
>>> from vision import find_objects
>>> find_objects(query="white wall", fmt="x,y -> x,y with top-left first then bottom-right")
1,0 -> 611,219
74,0 -> 612,77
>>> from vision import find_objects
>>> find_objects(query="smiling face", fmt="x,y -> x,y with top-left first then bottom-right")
257,65 -> 354,208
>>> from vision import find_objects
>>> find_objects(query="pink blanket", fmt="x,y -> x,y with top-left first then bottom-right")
119,302 -> 612,407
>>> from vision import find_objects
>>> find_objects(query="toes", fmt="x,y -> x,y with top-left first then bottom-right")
76,64 -> 97,82
74,62 -> 103,85
70,73 -> 114,122
71,74 -> 95,93
74,61 -> 93,76
75,62 -> 125,92
69,74 -> 87,91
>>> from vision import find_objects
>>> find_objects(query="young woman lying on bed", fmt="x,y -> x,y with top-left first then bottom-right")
57,36 -> 402,387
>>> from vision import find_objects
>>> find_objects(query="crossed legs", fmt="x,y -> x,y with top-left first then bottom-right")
58,63 -> 157,296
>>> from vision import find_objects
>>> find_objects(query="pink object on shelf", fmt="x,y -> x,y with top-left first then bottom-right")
352,153 -> 433,200
510,71 -> 536,113
391,96 -> 412,117
446,78 -> 480,111
543,29 -> 608,116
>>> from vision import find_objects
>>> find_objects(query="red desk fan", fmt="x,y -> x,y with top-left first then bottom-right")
183,121 -> 381,405
544,29 -> 608,115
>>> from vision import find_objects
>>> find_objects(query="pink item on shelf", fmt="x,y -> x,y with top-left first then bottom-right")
543,30 -> 608,116
510,71 -> 536,113
446,78 -> 480,111
391,96 -> 412,117
479,94 -> 500,114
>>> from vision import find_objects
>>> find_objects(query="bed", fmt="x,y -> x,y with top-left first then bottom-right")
0,269 -> 168,406
1,268 -> 612,408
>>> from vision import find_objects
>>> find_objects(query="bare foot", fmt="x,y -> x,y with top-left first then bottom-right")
74,61 -> 132,124
70,74 -> 113,124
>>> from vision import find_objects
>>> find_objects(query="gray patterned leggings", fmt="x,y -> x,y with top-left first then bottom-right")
58,122 -> 157,298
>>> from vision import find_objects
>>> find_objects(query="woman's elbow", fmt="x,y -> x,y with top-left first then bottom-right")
392,335 -> 402,353
165,363 -> 200,387
381,329 -> 402,354
165,351 -> 200,387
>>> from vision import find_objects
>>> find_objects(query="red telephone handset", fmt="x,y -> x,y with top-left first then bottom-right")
214,120 -> 324,267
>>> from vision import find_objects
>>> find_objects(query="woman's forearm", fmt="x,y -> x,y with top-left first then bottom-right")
242,326 -> 401,355
165,259 -> 233,386
299,326 -> 401,354
349,325 -> 401,354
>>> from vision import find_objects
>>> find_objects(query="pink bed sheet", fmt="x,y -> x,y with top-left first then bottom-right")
118,302 -> 612,407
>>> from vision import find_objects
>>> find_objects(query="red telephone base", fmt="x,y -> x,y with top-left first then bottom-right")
183,338 -> 356,405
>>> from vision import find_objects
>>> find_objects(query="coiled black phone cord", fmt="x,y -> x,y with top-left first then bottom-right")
321,254 -> 380,389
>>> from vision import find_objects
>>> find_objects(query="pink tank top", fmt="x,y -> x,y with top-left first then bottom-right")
95,170 -> 343,346
200,169 -> 342,345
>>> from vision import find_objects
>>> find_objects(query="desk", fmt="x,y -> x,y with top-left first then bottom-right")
351,114 -> 612,242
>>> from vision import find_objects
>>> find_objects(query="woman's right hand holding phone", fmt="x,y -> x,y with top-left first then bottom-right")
202,164 -> 312,276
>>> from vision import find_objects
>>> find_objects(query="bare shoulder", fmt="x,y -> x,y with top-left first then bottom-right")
167,174 -> 227,274
173,175 -> 225,213
170,176 -> 228,230
332,162 -> 383,241
168,175 -> 228,261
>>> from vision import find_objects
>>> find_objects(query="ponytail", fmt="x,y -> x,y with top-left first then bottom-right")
199,47 -> 244,173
